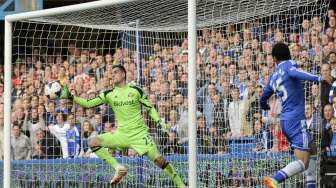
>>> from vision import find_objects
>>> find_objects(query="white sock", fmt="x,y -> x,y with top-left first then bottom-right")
274,160 -> 305,182
304,158 -> 316,188
282,160 -> 305,177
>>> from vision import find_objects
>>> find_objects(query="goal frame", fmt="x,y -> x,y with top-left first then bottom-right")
3,0 -> 198,188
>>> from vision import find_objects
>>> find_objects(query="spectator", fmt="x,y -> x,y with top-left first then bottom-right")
253,119 -> 273,152
322,117 -> 336,157
321,63 -> 334,109
11,125 -> 31,160
66,115 -> 80,158
162,131 -> 181,155
55,99 -> 68,114
92,113 -> 104,134
157,72 -> 168,88
48,112 -> 69,158
197,115 -> 211,153
323,104 -> 334,130
247,85 -> 263,123
311,84 -> 320,109
79,120 -> 97,158
174,96 -> 189,143
198,82 -> 217,127
103,122 -> 114,133
212,94 -> 230,136
270,122 -> 289,152
22,108 -> 45,149
46,101 -> 57,125
228,87 -> 246,137
33,129 -> 62,159
331,96 -> 336,117
75,106 -> 86,125
238,69 -> 248,100
13,107 -> 26,128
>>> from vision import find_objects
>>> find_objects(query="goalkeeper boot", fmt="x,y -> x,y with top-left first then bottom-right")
263,177 -> 279,188
111,165 -> 128,185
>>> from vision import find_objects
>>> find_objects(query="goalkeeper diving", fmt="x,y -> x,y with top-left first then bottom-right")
59,64 -> 186,187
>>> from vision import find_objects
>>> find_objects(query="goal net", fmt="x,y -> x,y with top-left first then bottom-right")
2,0 -> 331,187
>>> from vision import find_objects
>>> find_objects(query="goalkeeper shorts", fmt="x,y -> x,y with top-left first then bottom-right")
97,130 -> 160,156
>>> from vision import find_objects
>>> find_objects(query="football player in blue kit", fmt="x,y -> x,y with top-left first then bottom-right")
261,43 -> 323,188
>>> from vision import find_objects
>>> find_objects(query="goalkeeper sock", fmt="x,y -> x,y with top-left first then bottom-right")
94,147 -> 119,169
164,163 -> 186,188
273,160 -> 305,183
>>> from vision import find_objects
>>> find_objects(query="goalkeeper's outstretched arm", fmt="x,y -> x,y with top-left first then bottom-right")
73,93 -> 105,108
60,85 -> 105,108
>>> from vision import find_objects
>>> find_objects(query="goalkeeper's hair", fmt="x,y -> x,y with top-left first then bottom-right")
112,64 -> 127,79
272,42 -> 291,62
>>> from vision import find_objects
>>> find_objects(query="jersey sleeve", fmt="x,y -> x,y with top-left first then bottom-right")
73,92 -> 106,108
131,85 -> 161,123
288,66 -> 320,82
260,81 -> 274,110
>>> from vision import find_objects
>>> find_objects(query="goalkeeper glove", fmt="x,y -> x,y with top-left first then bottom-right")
157,120 -> 169,131
59,85 -> 73,100
156,120 -> 170,145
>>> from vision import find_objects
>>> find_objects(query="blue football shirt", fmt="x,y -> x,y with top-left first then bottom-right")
260,60 -> 320,120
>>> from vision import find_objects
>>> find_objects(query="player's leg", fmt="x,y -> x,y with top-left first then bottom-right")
130,133 -> 186,188
147,147 -> 186,188
264,120 -> 311,188
89,136 -> 120,169
89,132 -> 129,184
304,142 -> 317,188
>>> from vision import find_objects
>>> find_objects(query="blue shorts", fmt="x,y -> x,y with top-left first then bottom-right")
280,119 -> 312,151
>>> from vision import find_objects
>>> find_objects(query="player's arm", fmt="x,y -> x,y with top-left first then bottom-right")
133,86 -> 161,123
139,93 -> 170,133
260,83 -> 273,110
131,85 -> 169,130
288,66 -> 320,82
73,94 -> 105,108
59,85 -> 105,108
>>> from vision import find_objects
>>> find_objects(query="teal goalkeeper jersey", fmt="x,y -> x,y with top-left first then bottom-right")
73,84 -> 161,133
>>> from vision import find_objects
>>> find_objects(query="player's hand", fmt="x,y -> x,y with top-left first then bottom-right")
156,120 -> 170,145
156,120 -> 169,134
156,120 -> 171,139
59,85 -> 73,99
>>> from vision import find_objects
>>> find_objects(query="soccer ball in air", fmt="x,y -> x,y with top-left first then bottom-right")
44,81 -> 62,99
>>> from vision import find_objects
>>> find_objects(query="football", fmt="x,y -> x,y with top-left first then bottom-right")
44,81 -> 62,99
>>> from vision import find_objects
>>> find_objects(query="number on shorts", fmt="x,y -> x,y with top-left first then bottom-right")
143,135 -> 153,146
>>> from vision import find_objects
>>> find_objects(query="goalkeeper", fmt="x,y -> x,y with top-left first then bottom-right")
60,64 -> 186,187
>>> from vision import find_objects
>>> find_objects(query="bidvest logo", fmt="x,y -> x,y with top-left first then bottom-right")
113,100 -> 136,106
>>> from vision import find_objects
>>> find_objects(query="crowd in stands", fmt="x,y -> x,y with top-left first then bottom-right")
0,10 -> 335,169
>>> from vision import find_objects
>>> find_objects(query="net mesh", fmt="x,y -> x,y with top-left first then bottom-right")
1,0 -> 332,187
26,0 -> 327,31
